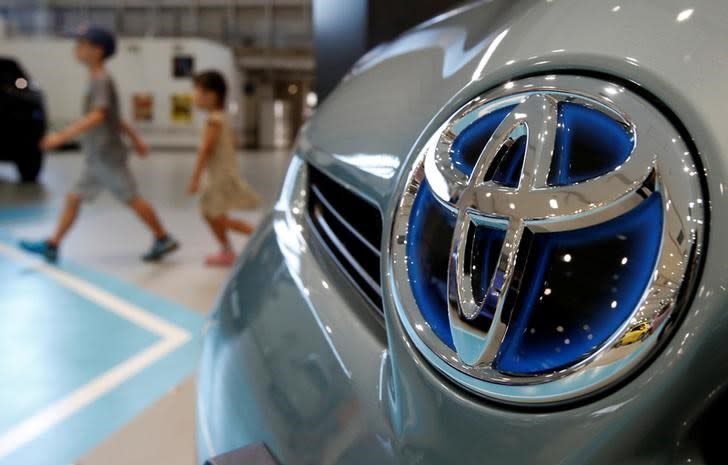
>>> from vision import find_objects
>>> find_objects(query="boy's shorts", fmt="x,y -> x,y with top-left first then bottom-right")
73,160 -> 138,203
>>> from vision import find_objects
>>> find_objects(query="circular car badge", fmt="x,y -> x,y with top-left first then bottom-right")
389,75 -> 706,405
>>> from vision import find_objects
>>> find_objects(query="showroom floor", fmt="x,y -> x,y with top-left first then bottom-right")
0,148 -> 291,465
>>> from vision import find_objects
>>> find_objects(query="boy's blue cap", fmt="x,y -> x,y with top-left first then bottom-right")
75,25 -> 116,59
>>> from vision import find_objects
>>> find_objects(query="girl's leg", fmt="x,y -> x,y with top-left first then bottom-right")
204,214 -> 232,250
204,214 -> 237,266
221,215 -> 255,235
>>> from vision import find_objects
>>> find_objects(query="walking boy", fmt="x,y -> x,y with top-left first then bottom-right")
20,25 -> 179,262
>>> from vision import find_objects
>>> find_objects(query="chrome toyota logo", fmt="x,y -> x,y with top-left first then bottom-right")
390,76 -> 706,404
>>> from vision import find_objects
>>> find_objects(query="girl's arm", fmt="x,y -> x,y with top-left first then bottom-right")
121,121 -> 149,157
40,109 -> 106,150
188,120 -> 222,193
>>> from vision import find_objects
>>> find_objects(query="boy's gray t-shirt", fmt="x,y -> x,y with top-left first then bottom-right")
83,73 -> 127,163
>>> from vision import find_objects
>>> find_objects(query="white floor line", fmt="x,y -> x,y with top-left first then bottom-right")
0,243 -> 192,460
0,243 -> 187,340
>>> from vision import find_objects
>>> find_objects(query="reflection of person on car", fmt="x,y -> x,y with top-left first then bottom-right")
19,25 -> 179,263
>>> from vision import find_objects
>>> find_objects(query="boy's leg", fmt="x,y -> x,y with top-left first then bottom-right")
19,192 -> 85,262
50,192 -> 83,246
221,216 -> 255,235
104,160 -> 167,240
20,166 -> 99,261
106,160 -> 177,261
127,196 -> 166,240
126,196 -> 179,262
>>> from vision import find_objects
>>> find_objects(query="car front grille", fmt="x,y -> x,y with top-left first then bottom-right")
307,164 -> 383,311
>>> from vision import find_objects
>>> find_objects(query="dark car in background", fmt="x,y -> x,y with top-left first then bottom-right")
0,57 -> 46,182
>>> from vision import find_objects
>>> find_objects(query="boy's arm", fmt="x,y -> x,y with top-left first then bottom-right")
121,121 -> 149,157
40,109 -> 106,151
188,120 -> 222,194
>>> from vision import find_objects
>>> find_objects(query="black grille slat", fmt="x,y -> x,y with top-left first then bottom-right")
312,200 -> 382,283
310,185 -> 381,256
307,165 -> 383,311
311,205 -> 382,293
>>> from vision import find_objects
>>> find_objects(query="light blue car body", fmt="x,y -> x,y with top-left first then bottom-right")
198,1 -> 728,463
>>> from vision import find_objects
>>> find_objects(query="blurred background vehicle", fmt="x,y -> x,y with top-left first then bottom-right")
0,57 -> 46,182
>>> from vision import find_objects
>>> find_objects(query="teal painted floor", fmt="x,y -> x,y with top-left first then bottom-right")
0,150 -> 288,464
0,230 -> 204,465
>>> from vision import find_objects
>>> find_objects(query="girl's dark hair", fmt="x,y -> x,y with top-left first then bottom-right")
193,70 -> 227,105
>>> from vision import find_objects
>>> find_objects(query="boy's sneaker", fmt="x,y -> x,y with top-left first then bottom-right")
19,240 -> 59,263
142,235 -> 179,262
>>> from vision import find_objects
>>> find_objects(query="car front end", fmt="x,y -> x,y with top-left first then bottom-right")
198,1 -> 728,464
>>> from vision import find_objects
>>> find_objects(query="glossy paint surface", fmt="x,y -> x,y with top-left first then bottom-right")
198,0 -> 728,463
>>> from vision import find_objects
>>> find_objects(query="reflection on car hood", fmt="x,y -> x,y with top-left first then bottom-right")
301,0 -> 728,211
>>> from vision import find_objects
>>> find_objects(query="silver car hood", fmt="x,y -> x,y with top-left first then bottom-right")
302,0 -> 727,211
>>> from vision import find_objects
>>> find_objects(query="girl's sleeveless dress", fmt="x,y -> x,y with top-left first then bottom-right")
200,111 -> 261,217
